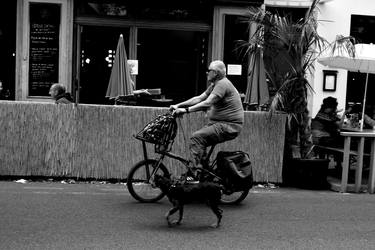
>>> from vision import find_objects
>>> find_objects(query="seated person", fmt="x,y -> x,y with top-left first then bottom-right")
346,104 -> 375,129
311,96 -> 346,147
346,104 -> 375,155
312,99 -> 371,172
49,83 -> 74,104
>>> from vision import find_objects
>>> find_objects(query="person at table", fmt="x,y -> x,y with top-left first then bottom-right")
311,96 -> 347,147
346,104 -> 375,129
346,104 -> 375,155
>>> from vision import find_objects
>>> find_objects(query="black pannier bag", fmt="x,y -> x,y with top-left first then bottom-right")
215,151 -> 253,191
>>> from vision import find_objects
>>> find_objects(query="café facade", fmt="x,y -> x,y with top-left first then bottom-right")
2,0 -> 265,105
3,0 -> 374,113
3,0 -> 324,106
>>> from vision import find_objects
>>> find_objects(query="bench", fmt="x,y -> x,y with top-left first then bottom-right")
312,145 -> 370,156
308,145 -> 370,171
313,145 -> 370,157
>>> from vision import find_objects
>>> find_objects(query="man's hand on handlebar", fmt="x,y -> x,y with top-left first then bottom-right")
169,105 -> 178,111
170,105 -> 188,116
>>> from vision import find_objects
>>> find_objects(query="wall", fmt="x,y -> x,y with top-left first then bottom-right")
0,102 -> 286,183
311,0 -> 375,117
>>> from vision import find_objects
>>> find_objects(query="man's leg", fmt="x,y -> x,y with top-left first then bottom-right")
189,122 -> 242,167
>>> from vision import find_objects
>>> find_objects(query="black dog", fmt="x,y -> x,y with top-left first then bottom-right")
153,174 -> 223,228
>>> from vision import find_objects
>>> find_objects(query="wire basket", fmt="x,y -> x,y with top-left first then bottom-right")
135,112 -> 177,152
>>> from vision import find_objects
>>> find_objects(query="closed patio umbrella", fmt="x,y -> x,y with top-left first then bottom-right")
318,43 -> 375,130
244,46 -> 269,110
106,34 -> 134,101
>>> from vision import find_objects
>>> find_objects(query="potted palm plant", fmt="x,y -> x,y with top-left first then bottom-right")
244,0 -> 355,187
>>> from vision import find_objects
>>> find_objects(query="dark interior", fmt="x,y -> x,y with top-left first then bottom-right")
0,1 -> 16,100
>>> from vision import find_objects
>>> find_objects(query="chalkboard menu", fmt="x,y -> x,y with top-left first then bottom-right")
29,3 -> 60,97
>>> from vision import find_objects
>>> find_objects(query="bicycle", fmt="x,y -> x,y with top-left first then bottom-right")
126,112 -> 252,204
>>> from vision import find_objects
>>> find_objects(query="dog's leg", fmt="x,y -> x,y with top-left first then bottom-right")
170,203 -> 183,226
176,204 -> 184,225
208,202 -> 223,228
165,206 -> 179,227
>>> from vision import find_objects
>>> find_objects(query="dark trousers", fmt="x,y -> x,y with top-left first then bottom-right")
189,122 -> 242,166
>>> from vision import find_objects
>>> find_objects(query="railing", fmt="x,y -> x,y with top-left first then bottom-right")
0,101 -> 286,182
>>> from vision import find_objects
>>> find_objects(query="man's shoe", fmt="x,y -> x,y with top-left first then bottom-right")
185,177 -> 199,184
181,169 -> 199,183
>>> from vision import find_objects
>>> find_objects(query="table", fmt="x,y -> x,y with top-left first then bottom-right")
151,98 -> 174,107
340,129 -> 375,193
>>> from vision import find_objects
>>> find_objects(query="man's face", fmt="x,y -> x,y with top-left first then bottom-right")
49,87 -> 58,99
206,65 -> 217,82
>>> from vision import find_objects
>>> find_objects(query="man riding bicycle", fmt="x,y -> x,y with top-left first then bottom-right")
170,60 -> 244,171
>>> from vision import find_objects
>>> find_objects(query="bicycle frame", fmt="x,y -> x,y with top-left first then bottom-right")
140,140 -> 220,182
128,126 -> 251,204
140,140 -> 190,179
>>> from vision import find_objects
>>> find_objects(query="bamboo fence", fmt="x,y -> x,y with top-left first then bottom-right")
0,101 -> 286,182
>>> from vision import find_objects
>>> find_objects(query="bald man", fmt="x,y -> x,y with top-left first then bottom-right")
49,84 -> 73,104
170,60 -> 244,170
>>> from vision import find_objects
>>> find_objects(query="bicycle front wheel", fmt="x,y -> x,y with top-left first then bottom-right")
127,159 -> 170,203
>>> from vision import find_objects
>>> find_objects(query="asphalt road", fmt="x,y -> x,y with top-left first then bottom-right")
0,181 -> 375,250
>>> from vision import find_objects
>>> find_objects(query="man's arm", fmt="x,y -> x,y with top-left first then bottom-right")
170,92 -> 208,110
364,114 -> 375,127
173,93 -> 220,115
188,93 -> 220,112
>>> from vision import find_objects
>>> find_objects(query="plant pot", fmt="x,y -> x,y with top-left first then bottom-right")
283,158 -> 330,190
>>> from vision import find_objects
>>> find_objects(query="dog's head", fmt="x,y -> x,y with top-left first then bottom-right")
152,174 -> 172,189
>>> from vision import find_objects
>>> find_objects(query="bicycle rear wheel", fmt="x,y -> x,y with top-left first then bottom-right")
127,159 -> 169,203
203,164 -> 251,205
220,188 -> 250,205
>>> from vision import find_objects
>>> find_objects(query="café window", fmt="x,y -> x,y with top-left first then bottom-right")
136,29 -> 208,104
223,14 -> 250,95
28,3 -> 61,97
75,0 -> 212,22
79,26 -> 130,104
0,1 -> 16,100
75,1 -> 211,105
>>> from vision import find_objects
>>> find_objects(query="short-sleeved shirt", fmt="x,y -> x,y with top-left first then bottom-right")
204,77 -> 244,124
311,111 -> 340,140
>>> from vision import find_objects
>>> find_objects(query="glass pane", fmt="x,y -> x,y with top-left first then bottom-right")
75,0 -> 212,22
223,15 -> 249,96
348,15 -> 375,113
136,29 -> 208,104
0,1 -> 16,100
80,26 -> 130,104
29,3 -> 61,97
